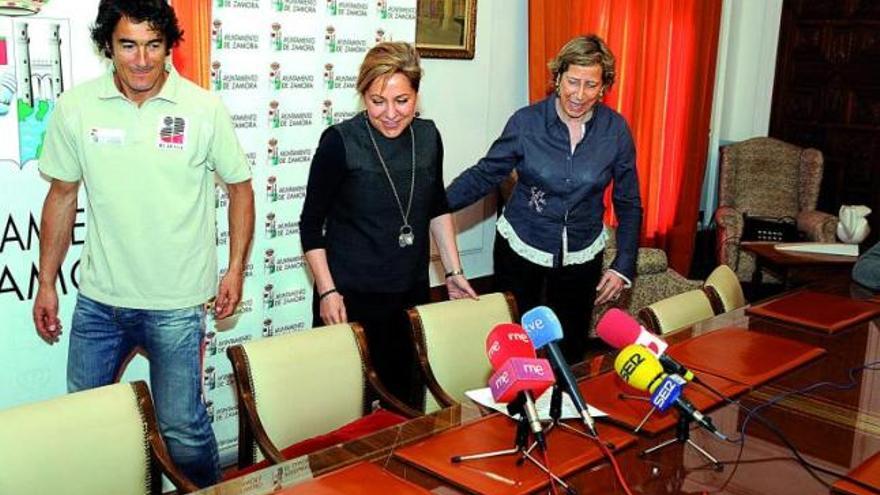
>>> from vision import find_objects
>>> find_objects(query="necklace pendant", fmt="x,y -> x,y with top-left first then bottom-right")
399,224 -> 414,248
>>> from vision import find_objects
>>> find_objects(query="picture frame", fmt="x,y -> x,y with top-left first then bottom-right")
415,0 -> 477,59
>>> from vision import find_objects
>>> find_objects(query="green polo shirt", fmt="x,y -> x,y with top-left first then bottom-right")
39,65 -> 251,309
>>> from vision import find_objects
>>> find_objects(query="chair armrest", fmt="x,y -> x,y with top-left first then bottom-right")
365,367 -> 422,419
715,206 -> 743,267
797,210 -> 838,243
603,247 -> 667,275
133,381 -> 200,493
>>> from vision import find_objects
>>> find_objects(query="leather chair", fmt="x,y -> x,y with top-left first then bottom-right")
638,289 -> 715,335
227,323 -> 418,469
408,292 -> 518,413
715,137 -> 838,282
704,264 -> 746,315
0,381 -> 196,495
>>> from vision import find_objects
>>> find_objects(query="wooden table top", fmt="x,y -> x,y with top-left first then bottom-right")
194,278 -> 880,495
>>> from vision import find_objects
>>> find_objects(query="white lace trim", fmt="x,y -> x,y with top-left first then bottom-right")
496,215 -> 607,268
497,215 -> 554,267
563,226 -> 607,266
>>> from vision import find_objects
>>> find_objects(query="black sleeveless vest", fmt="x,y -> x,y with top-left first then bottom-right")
325,112 -> 442,293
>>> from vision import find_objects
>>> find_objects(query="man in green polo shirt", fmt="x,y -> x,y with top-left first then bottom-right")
31,0 -> 254,488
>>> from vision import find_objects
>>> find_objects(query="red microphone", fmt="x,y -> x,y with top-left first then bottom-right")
484,323 -> 554,450
596,308 -> 694,381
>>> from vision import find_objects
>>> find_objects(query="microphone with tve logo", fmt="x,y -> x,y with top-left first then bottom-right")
521,306 -> 597,436
597,308 -> 695,382
614,344 -> 726,440
485,323 -> 555,450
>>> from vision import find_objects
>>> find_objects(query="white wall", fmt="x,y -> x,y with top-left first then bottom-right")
701,0 -> 783,225
420,0 -> 528,282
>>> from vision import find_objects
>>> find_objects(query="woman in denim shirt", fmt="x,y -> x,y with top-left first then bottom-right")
447,35 -> 642,363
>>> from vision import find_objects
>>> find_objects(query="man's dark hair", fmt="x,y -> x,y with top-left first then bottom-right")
91,0 -> 184,58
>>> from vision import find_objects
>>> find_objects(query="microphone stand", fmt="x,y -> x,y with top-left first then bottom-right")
450,395 -> 578,495
521,386 -> 616,457
640,411 -> 723,471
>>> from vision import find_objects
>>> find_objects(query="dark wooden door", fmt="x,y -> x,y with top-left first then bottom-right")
770,0 -> 880,247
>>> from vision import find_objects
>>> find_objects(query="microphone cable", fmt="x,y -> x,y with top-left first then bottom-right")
694,359 -> 880,493
540,448 -> 561,495
592,432 -> 635,495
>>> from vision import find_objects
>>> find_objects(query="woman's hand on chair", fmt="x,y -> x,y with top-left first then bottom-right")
595,270 -> 625,305
320,292 -> 348,324
446,275 -> 478,300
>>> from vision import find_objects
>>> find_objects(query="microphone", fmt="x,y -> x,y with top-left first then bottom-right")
613,344 -> 727,441
485,323 -> 554,449
521,306 -> 597,436
597,308 -> 695,382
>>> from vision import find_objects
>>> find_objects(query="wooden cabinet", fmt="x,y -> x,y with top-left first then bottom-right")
770,0 -> 880,247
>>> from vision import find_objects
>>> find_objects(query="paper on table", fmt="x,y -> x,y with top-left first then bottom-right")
774,242 -> 858,257
465,387 -> 607,420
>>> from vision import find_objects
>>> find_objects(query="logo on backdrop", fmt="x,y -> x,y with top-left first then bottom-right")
324,26 -> 368,53
264,211 -> 300,239
327,0 -> 368,16
266,142 -> 312,167
271,23 -> 316,52
322,99 -> 333,125
263,284 -> 307,311
268,100 -> 314,128
263,248 -> 306,275
271,62 -> 314,90
375,28 -> 388,43
273,0 -> 317,13
386,3 -> 416,20
378,0 -> 388,18
212,19 -> 259,50
323,63 -> 357,90
212,62 -> 258,91
231,112 -> 259,130
215,0 -> 259,8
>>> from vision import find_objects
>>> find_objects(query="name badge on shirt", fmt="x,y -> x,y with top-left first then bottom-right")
157,115 -> 187,150
89,128 -> 125,145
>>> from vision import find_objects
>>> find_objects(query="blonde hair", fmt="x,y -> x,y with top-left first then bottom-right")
548,34 -> 615,89
356,41 -> 422,95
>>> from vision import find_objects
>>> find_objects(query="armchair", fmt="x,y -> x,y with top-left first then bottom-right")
591,229 -> 703,333
715,137 -> 838,282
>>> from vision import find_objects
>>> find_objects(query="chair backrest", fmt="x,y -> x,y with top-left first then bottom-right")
718,137 -> 823,217
638,289 -> 715,335
0,381 -> 191,495
408,292 -> 518,413
228,323 -> 369,466
704,264 -> 746,314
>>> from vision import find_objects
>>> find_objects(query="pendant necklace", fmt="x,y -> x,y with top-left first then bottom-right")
365,115 -> 416,248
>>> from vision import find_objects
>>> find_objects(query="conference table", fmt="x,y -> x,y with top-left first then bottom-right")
193,278 -> 880,495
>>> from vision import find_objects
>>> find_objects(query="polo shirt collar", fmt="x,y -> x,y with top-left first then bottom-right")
98,61 -> 181,104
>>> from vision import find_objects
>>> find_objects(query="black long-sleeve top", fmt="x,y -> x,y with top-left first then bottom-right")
300,113 -> 450,293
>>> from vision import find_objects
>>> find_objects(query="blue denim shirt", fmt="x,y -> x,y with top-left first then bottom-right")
447,96 -> 642,280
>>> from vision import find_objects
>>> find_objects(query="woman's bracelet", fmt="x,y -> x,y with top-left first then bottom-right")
318,288 -> 338,301
444,268 -> 465,278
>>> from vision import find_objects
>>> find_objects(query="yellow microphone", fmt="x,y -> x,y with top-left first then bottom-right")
614,345 -> 727,440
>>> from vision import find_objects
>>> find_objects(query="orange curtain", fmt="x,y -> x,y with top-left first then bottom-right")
170,0 -> 211,89
529,0 -> 722,275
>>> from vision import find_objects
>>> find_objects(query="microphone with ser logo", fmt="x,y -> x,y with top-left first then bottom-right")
614,344 -> 726,441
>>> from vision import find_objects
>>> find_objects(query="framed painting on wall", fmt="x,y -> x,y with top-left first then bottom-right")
415,0 -> 476,59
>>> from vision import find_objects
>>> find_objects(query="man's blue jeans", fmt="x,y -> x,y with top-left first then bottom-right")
68,293 -> 220,487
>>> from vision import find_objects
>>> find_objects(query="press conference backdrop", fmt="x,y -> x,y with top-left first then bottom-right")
0,0 -> 417,465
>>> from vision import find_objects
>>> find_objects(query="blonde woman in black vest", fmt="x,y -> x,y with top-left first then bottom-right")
300,42 -> 476,407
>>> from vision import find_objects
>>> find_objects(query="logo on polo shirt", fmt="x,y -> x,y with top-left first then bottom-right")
157,116 -> 186,150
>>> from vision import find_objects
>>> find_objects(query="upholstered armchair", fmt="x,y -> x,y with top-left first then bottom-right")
715,137 -> 838,282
